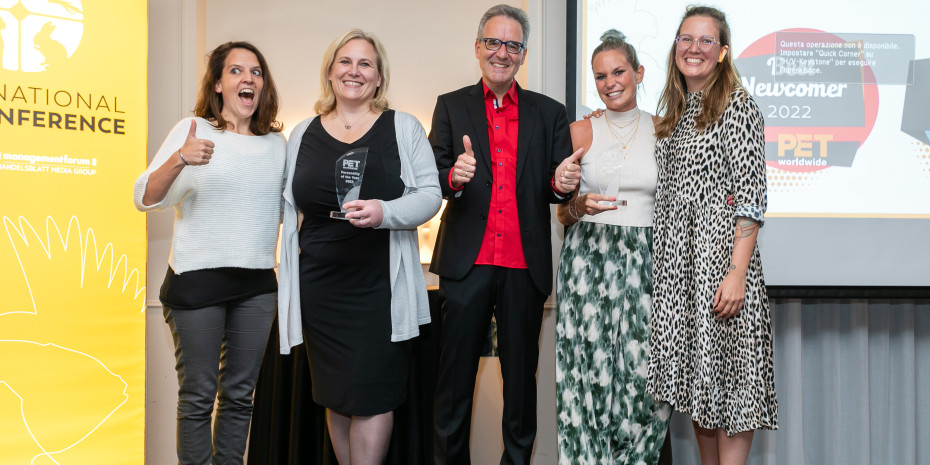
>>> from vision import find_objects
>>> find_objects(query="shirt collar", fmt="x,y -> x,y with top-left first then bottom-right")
482,80 -> 519,106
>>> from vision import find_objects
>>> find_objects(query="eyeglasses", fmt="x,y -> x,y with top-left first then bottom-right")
480,38 -> 525,54
675,35 -> 720,51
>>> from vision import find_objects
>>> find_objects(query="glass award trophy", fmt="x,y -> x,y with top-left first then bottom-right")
595,155 -> 623,207
330,148 -> 369,219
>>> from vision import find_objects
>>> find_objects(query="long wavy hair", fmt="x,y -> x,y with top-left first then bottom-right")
194,41 -> 282,135
314,29 -> 391,116
655,6 -> 742,138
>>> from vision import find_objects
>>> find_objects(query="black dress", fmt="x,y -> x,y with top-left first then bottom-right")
292,111 -> 409,416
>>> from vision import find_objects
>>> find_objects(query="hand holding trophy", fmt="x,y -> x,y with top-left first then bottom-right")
330,148 -> 369,219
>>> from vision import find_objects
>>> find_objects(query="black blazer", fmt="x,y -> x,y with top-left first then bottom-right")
427,81 -> 572,295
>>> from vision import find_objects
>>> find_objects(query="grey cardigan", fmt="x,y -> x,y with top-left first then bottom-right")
277,111 -> 441,354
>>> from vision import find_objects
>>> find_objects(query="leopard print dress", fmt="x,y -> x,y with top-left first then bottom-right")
647,88 -> 778,435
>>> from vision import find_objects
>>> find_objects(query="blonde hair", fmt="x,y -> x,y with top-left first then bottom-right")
655,6 -> 743,138
314,29 -> 390,116
591,29 -> 640,69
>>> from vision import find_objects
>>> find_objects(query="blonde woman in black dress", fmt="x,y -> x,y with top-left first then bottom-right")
277,29 -> 440,465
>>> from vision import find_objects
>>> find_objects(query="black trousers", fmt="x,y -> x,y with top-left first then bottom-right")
433,265 -> 547,465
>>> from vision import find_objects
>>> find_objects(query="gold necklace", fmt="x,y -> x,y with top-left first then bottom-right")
604,113 -> 638,130
604,109 -> 641,160
338,109 -> 371,130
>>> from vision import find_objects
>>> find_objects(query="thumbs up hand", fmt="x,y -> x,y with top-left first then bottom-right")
554,147 -> 584,194
451,135 -> 477,189
177,119 -> 216,166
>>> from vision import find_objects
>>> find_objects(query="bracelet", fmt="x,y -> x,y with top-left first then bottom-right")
178,150 -> 189,166
567,197 -> 583,221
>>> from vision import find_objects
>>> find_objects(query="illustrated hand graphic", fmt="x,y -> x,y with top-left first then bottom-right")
0,216 -> 144,463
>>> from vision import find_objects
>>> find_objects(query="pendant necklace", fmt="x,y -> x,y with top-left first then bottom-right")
340,109 -> 371,130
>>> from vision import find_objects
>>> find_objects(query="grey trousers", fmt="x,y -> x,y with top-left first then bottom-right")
163,293 -> 276,465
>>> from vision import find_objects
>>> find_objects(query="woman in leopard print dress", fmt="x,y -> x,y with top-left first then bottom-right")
648,6 -> 778,464
555,30 -> 671,464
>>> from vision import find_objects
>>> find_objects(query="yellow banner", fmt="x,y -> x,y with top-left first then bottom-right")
0,1 -> 147,463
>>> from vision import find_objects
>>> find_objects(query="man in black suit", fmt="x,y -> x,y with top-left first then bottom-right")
429,5 -> 582,464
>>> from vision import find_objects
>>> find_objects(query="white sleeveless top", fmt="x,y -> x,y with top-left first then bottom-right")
577,108 -> 658,227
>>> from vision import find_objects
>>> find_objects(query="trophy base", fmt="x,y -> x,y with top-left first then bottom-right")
330,211 -> 350,220
597,200 -> 628,207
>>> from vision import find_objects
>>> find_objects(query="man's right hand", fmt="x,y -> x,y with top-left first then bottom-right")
450,135 -> 477,189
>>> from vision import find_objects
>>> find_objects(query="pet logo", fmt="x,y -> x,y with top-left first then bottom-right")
0,0 -> 84,72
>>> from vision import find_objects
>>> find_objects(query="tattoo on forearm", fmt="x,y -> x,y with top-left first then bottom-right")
733,217 -> 759,247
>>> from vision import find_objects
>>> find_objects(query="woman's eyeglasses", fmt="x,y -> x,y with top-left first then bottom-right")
675,35 -> 720,51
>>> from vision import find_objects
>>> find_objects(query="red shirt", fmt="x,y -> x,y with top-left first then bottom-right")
475,81 -> 527,268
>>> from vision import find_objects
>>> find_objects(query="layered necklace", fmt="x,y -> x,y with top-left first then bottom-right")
604,108 -> 641,162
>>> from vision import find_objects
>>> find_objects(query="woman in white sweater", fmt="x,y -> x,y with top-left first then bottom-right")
133,42 -> 285,465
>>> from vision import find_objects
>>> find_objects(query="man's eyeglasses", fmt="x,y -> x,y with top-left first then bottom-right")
480,38 -> 526,54
675,35 -> 720,51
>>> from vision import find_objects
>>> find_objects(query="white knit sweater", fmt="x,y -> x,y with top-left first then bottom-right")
134,117 -> 287,273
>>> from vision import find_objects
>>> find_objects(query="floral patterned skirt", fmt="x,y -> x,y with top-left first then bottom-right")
555,221 -> 671,465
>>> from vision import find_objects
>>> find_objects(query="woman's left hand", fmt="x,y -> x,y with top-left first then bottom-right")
712,270 -> 746,320
343,199 -> 383,228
